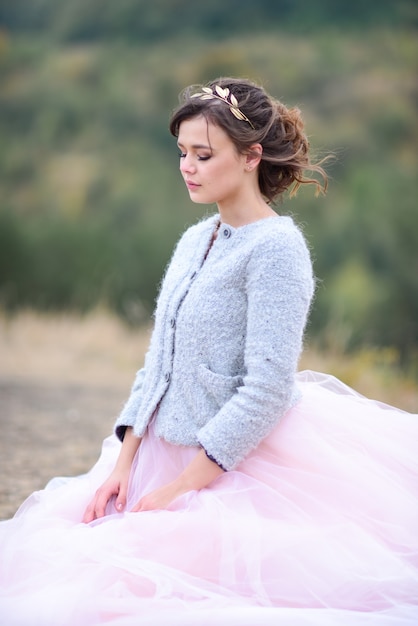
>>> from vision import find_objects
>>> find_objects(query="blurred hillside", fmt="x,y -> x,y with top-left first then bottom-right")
0,1 -> 417,369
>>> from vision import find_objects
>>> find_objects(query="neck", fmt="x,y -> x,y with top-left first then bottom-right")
217,198 -> 277,228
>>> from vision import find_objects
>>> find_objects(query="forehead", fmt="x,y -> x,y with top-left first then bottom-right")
177,115 -> 232,148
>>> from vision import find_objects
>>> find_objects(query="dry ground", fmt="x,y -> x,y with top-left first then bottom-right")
0,310 -> 416,520
0,310 -> 151,519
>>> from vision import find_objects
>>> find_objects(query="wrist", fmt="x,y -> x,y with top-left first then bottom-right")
115,427 -> 141,471
203,449 -> 226,471
172,474 -> 192,495
177,449 -> 225,493
114,458 -> 133,473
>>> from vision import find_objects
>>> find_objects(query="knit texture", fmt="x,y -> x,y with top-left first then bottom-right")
115,213 -> 314,470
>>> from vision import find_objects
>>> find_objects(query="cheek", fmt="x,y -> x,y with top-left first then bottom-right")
203,155 -> 242,188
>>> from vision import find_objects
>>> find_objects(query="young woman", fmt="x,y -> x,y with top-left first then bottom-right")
1,78 -> 417,626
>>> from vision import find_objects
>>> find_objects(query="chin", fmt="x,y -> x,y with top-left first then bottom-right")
190,195 -> 214,205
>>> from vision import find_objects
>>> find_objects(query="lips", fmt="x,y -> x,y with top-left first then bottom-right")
185,180 -> 200,191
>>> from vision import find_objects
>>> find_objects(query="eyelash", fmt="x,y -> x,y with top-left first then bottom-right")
178,152 -> 211,161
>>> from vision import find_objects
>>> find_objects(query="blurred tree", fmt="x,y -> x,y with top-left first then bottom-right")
1,0 -> 415,41
0,8 -> 417,365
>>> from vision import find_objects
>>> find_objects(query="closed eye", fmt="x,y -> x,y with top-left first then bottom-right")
178,152 -> 211,161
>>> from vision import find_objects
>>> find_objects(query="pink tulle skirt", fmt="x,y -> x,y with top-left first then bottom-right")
0,371 -> 417,625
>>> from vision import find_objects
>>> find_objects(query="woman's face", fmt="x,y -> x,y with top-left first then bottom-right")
177,115 -> 248,208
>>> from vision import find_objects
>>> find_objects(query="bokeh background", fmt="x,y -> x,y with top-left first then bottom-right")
0,1 -> 417,517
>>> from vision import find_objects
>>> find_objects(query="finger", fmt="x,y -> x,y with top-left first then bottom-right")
93,491 -> 111,519
132,495 -> 163,512
115,484 -> 128,513
130,499 -> 141,513
131,496 -> 149,512
82,500 -> 97,524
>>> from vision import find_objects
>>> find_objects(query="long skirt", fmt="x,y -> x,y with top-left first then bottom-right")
0,371 -> 417,625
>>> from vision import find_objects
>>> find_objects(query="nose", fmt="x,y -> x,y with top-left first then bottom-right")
180,154 -> 196,175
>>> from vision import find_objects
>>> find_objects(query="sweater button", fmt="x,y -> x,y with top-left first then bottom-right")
170,317 -> 176,328
164,372 -> 171,383
222,226 -> 232,238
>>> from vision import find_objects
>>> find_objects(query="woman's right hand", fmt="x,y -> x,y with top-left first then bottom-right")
82,468 -> 130,523
82,426 -> 141,523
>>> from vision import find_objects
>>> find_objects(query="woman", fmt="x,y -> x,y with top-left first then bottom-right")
1,78 -> 417,625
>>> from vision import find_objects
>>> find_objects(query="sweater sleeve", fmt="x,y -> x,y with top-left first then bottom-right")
197,227 -> 314,470
114,367 -> 146,441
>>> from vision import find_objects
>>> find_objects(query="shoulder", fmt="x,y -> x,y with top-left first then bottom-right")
241,217 -> 314,300
255,215 -> 307,243
246,216 -> 312,267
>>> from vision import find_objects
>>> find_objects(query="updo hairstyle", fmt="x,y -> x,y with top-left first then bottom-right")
169,77 -> 327,203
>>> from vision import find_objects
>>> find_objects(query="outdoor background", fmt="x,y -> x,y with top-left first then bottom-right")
0,0 -> 417,518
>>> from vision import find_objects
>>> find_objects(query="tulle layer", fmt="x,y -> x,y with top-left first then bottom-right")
0,371 -> 417,625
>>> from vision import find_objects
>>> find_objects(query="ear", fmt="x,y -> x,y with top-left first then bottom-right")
245,144 -> 263,171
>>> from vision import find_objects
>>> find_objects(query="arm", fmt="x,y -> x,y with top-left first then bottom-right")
197,228 -> 314,470
82,427 -> 141,522
131,448 -> 224,512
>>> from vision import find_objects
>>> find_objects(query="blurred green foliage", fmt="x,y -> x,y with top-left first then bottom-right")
0,2 -> 417,367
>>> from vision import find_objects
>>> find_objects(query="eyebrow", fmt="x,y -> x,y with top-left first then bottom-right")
177,141 -> 212,150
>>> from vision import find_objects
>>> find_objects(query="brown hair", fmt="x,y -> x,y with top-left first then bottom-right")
169,77 -> 328,203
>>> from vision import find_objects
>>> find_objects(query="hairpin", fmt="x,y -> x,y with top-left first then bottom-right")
191,85 -> 255,129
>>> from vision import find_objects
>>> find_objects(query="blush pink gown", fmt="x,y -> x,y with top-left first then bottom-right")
0,371 -> 417,625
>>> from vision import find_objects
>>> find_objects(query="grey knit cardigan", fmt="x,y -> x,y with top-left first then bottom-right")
114,213 -> 314,471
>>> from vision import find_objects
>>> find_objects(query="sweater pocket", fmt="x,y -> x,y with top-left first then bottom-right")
197,364 -> 244,408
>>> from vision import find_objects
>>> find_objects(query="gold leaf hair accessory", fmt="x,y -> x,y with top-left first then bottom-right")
191,85 -> 255,129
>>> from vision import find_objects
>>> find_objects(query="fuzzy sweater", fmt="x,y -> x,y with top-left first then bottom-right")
114,213 -> 314,471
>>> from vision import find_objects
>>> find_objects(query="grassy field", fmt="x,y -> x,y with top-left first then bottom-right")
0,310 -> 416,519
